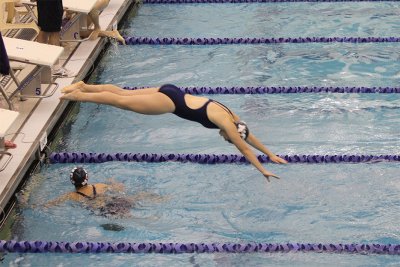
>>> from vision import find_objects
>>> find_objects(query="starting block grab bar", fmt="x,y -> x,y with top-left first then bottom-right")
8,67 -> 59,100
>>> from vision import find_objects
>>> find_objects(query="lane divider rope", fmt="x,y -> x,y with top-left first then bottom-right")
1,241 -> 399,254
124,36 -> 400,45
123,86 -> 400,94
143,0 -> 398,3
49,153 -> 400,164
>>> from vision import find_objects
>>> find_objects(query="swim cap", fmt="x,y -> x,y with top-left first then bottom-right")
235,121 -> 249,140
70,167 -> 88,187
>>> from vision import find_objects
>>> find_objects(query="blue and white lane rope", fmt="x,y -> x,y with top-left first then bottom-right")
1,241 -> 400,254
49,153 -> 400,164
123,86 -> 400,94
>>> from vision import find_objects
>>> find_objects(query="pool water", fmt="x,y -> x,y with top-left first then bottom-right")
124,2 -> 400,38
2,2 -> 400,266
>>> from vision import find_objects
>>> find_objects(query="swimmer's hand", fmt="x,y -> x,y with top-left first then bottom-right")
262,171 -> 280,182
269,155 -> 288,164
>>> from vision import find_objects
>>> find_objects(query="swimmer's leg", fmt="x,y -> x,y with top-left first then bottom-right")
62,81 -> 160,95
86,0 -> 111,40
60,90 -> 175,114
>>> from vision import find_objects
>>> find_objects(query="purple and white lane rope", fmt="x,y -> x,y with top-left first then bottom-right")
143,0 -> 398,4
1,241 -> 399,254
124,36 -> 400,45
49,152 -> 400,164
123,86 -> 400,94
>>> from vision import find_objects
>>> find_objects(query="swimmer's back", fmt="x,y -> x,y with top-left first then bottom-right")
71,183 -> 108,201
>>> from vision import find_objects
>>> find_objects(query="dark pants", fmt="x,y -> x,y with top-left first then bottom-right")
0,35 -> 10,75
37,0 -> 64,32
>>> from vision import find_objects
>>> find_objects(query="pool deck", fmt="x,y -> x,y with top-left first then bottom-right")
0,0 -> 135,216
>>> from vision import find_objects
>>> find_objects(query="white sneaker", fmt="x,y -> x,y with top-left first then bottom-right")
52,67 -> 75,78
10,61 -> 26,70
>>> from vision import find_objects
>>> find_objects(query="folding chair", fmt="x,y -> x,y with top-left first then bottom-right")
0,0 -> 39,35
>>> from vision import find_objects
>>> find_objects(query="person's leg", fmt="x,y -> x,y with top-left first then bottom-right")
87,0 -> 111,40
87,11 -> 101,40
88,9 -> 100,30
36,0 -> 62,45
36,0 -> 47,43
36,31 -> 49,44
94,0 -> 111,13
62,81 -> 160,95
60,90 -> 175,115
48,32 -> 61,46
90,0 -> 110,30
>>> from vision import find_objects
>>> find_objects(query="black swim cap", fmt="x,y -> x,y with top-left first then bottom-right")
70,167 -> 88,187
235,121 -> 249,140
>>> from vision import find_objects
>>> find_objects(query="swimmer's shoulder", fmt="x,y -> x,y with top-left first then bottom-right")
93,183 -> 109,194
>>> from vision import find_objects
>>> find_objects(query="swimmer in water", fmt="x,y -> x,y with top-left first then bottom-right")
60,82 -> 288,181
46,167 -> 164,218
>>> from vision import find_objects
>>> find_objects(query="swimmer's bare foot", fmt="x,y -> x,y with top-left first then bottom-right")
61,81 -> 85,94
60,89 -> 83,101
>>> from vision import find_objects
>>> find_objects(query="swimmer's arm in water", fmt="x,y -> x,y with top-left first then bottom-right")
219,119 -> 280,181
245,133 -> 288,164
44,192 -> 76,208
104,179 -> 126,192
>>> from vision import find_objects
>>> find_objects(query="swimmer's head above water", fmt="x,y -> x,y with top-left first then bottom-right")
70,167 -> 89,188
219,121 -> 250,143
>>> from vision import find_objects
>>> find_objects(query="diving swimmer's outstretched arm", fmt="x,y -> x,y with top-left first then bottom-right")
218,119 -> 285,182
246,133 -> 287,164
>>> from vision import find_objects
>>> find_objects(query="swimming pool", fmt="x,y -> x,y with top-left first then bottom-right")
2,1 -> 400,266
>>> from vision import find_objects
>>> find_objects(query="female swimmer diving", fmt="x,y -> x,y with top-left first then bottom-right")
60,82 -> 287,181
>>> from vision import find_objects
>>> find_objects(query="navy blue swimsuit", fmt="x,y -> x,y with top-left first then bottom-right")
158,84 -> 233,129
76,185 -> 132,218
